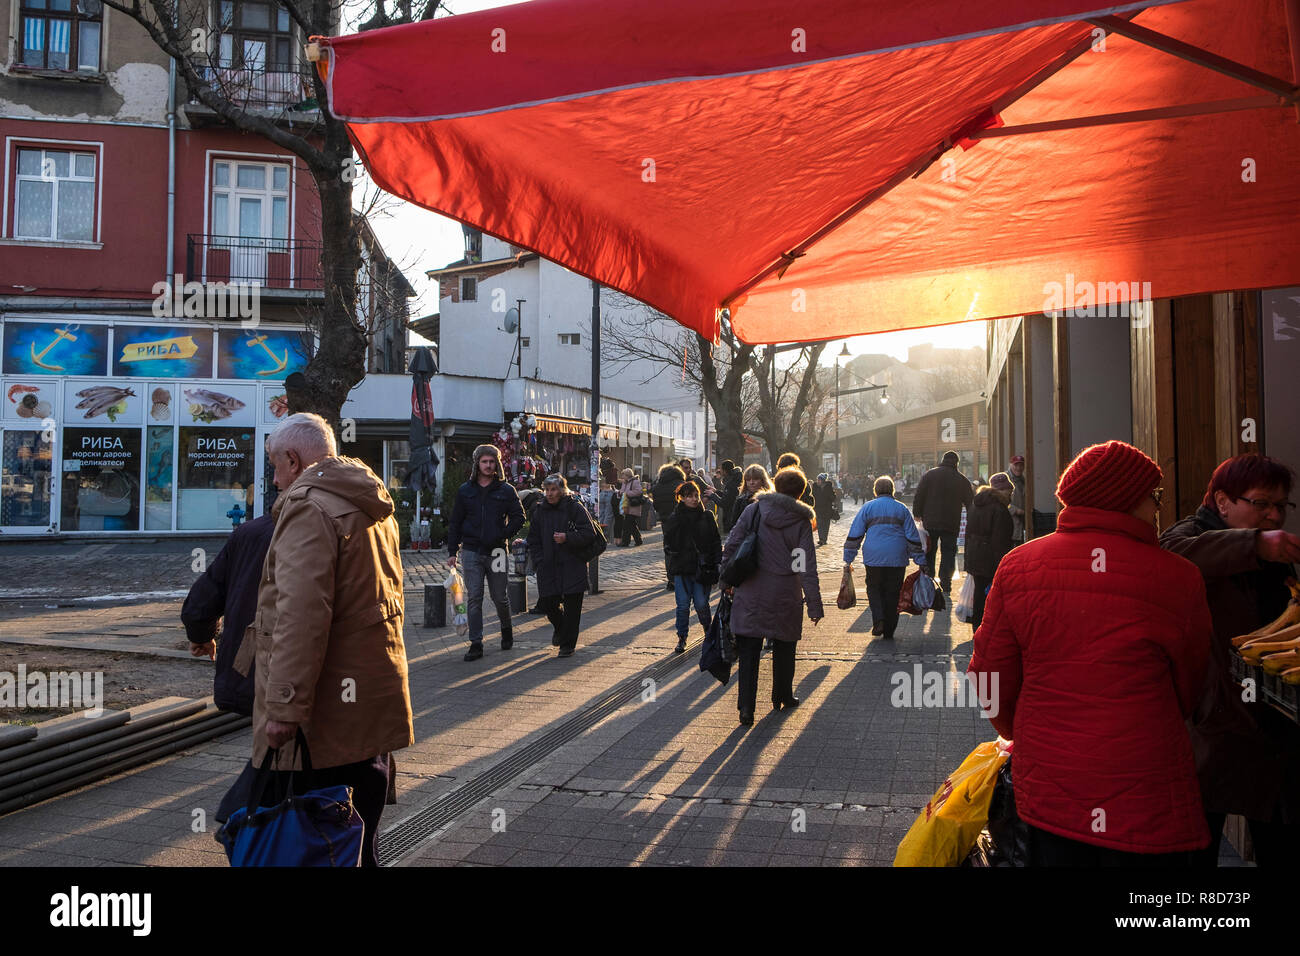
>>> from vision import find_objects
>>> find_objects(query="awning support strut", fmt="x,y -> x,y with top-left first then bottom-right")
968,95 -> 1287,138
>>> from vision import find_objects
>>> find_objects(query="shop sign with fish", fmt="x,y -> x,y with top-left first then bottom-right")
3,322 -> 108,376
112,326 -> 214,378
68,384 -> 140,423
183,386 -> 255,425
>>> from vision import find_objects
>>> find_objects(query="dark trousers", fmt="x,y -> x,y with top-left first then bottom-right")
257,753 -> 392,867
735,634 -> 796,713
1026,823 -> 1196,867
864,565 -> 906,638
1197,811 -> 1300,867
612,512 -> 624,541
970,574 -> 993,629
924,529 -> 959,592
623,516 -> 642,545
542,591 -> 585,650
816,514 -> 830,545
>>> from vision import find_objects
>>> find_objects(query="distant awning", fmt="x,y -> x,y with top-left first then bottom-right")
317,0 -> 1300,344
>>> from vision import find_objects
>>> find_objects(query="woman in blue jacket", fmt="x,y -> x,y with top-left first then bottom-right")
842,475 -> 926,639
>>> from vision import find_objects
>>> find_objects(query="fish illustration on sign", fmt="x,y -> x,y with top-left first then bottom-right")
246,335 -> 288,376
75,385 -> 135,421
29,325 -> 79,372
184,388 -> 246,423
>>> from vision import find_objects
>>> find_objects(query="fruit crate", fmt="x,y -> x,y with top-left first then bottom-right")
1263,671 -> 1299,719
1229,650 -> 1257,688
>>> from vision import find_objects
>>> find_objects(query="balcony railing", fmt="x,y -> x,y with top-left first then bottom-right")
187,234 -> 324,292
188,61 -> 317,113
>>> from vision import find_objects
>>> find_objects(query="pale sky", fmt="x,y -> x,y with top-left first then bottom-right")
349,0 -> 988,362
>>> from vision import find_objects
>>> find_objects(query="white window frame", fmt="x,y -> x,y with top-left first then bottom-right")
3,137 -> 103,244
559,332 -> 581,346
209,157 -> 291,249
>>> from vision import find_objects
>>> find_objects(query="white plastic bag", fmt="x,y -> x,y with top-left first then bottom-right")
955,574 -> 977,623
447,568 -> 468,636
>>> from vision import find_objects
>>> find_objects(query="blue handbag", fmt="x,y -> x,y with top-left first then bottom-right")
217,730 -> 364,867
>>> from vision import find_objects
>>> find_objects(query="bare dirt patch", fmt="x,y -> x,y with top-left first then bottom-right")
0,644 -> 213,723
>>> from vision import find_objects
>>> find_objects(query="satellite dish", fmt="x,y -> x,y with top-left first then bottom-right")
503,308 -> 519,334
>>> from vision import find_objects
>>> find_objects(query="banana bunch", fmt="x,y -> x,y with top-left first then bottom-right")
75,385 -> 135,419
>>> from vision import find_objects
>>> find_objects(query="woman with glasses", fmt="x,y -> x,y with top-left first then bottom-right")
1161,454 -> 1300,866
968,441 -> 1214,864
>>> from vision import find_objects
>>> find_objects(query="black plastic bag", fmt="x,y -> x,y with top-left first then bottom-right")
964,757 -> 1029,867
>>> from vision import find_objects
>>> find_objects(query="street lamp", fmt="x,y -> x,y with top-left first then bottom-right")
835,343 -> 850,476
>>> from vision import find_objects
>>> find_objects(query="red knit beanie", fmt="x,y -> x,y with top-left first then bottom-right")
1056,441 -> 1162,512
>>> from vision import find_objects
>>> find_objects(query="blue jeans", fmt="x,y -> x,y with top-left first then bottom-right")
460,549 -> 510,645
673,575 -> 712,639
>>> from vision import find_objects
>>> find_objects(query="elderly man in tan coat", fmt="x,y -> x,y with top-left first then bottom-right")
236,412 -> 413,866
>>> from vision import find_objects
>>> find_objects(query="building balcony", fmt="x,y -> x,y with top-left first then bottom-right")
186,234 -> 323,298
183,61 -> 320,125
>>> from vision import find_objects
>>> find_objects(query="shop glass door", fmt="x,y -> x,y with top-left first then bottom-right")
1,430 -> 55,532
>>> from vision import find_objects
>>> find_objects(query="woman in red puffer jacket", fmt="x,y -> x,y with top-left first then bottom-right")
968,441 -> 1213,864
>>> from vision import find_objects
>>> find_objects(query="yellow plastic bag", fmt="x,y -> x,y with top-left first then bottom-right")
893,738 -> 1011,867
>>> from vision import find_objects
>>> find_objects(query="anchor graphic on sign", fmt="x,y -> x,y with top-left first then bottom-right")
245,335 -> 288,377
29,324 -> 79,372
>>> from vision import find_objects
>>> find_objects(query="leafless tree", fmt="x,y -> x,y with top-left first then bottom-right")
746,343 -> 831,470
601,295 -> 754,464
99,0 -> 444,423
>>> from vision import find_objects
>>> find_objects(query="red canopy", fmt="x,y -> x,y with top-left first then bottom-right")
319,0 -> 1300,344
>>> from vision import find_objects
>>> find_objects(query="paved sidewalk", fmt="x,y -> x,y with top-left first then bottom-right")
0,519 -> 993,866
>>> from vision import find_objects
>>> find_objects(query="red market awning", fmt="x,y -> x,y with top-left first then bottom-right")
316,0 -> 1300,344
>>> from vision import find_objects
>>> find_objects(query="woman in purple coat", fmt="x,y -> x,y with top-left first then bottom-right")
723,466 -> 824,726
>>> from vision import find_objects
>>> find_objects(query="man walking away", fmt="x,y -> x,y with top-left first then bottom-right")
812,473 -> 837,546
242,413 -> 413,867
448,444 -> 526,661
527,475 -> 596,658
183,513 -> 274,716
1009,454 -> 1027,544
717,460 -> 742,533
912,450 -> 974,595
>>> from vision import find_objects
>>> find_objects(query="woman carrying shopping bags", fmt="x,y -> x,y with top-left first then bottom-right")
962,472 -> 1016,628
723,467 -> 823,725
842,475 -> 926,639
662,481 -> 722,654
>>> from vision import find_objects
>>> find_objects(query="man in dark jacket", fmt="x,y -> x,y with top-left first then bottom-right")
182,513 -> 274,715
527,475 -> 596,657
652,463 -> 687,591
912,450 -> 974,594
448,444 -> 526,661
716,460 -> 742,533
811,473 -> 837,546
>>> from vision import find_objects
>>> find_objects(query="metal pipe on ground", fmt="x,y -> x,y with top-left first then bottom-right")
0,700 -> 211,774
0,711 -> 134,762
0,711 -> 248,803
0,715 -> 250,816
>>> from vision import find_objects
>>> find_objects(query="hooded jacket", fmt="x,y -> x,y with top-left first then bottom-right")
1160,505 -> 1297,820
242,456 -> 413,771
964,487 -> 1015,578
912,461 -> 974,533
968,506 -> 1212,853
724,494 -> 824,642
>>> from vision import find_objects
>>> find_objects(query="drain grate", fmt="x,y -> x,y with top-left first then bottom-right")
377,642 -> 701,865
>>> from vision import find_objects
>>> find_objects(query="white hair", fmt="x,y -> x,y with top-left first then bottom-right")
266,412 -> 335,464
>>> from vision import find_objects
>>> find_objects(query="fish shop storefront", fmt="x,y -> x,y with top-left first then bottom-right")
1,316 -> 310,535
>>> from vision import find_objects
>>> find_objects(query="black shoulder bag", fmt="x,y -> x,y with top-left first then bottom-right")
720,501 -> 762,587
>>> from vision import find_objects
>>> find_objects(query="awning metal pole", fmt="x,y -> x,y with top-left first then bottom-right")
969,96 -> 1285,138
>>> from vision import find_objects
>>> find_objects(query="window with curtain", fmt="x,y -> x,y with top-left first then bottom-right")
210,158 -> 290,250
213,0 -> 293,70
13,146 -> 97,242
20,0 -> 101,71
